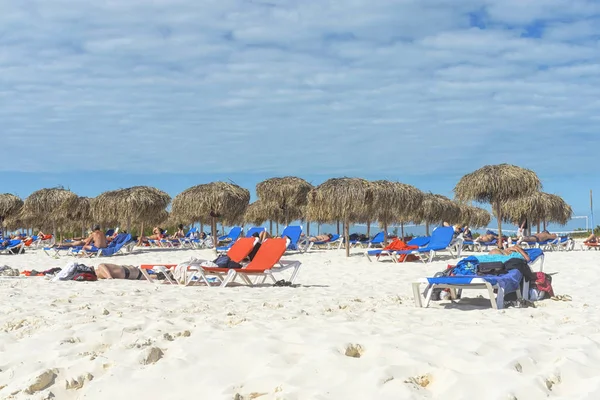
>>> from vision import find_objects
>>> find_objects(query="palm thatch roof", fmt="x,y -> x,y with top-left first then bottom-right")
454,164 -> 541,204
307,178 -> 373,223
92,186 -> 171,228
470,206 -> 492,228
416,193 -> 461,225
61,196 -> 92,222
369,180 -> 423,242
451,203 -> 491,228
454,164 -> 542,245
370,180 -> 423,224
0,194 -> 23,221
307,177 -> 373,256
21,188 -> 78,230
244,200 -> 283,226
256,177 -> 313,224
171,182 -> 250,226
500,192 -> 573,226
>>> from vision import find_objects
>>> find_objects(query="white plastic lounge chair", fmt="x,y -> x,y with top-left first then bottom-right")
412,248 -> 545,309
195,238 -> 302,288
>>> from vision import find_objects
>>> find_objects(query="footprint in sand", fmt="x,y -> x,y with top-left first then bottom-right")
344,344 -> 364,358
545,373 -> 562,391
404,374 -> 432,389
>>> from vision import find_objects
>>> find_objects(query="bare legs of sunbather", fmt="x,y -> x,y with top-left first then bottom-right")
488,245 -> 530,262
584,233 -> 598,244
95,264 -> 143,280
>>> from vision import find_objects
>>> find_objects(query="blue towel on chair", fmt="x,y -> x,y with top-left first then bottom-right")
427,269 -> 523,294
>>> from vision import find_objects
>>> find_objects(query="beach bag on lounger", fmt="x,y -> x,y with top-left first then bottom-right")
477,262 -> 507,276
454,256 -> 479,275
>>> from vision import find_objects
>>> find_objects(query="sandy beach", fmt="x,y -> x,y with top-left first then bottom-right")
1,243 -> 599,400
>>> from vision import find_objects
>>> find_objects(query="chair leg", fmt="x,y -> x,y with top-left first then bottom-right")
423,284 -> 435,307
412,282 -> 424,307
491,284 -> 503,310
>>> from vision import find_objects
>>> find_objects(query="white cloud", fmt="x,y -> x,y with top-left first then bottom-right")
0,0 -> 599,178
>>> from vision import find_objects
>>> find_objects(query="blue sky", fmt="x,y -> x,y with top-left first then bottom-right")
1,1 -> 599,226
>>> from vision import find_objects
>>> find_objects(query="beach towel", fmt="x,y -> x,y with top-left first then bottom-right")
473,252 -> 524,263
379,239 -> 419,262
53,262 -> 97,282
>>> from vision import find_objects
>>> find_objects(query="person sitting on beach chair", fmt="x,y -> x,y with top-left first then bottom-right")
95,263 -> 144,280
519,230 -> 557,243
54,225 -> 108,250
462,226 -> 473,240
171,224 -> 186,239
252,231 -> 272,243
137,227 -> 164,245
584,233 -> 598,244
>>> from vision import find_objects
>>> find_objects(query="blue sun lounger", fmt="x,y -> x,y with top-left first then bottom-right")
300,233 -> 343,252
413,269 -> 524,309
350,231 -> 385,249
218,226 -> 242,243
280,225 -> 304,252
392,227 -> 461,263
365,236 -> 431,262
216,227 -> 266,252
412,248 -> 544,309
0,239 -> 24,254
71,234 -> 133,257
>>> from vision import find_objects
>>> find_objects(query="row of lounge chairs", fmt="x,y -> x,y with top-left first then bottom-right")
43,233 -> 135,258
140,237 -> 302,288
365,226 -> 462,263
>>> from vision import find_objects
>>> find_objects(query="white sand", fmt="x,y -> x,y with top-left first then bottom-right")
2,243 -> 600,399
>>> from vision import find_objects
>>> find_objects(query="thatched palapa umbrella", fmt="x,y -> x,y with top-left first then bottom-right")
245,200 -> 279,226
500,192 -> 572,232
370,180 -> 423,244
22,188 -> 78,237
0,194 -> 23,234
469,206 -> 492,229
92,186 -> 171,233
451,203 -> 492,229
171,182 -> 250,250
417,193 -> 461,235
58,196 -> 93,236
307,177 -> 373,257
256,176 -> 312,229
454,164 -> 541,247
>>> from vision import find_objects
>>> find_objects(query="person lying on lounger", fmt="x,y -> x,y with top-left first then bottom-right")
583,233 -> 597,244
519,230 -> 557,243
474,232 -> 497,243
137,227 -> 164,245
488,244 -> 530,262
304,233 -> 333,242
54,225 -> 108,250
95,263 -> 143,280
